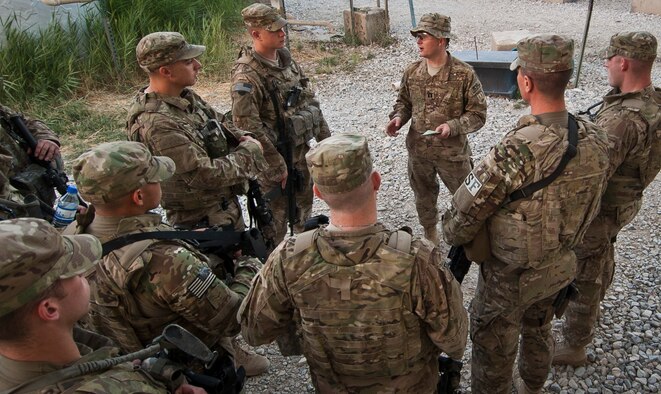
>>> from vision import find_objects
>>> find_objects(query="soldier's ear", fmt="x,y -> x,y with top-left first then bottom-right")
312,184 -> 325,201
371,171 -> 381,191
36,297 -> 61,322
131,189 -> 144,206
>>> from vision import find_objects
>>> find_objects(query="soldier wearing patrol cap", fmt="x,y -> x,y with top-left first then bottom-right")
65,141 -> 269,377
385,13 -> 487,245
126,31 -> 268,231
442,34 -> 610,393
231,3 -> 331,247
555,32 -> 661,366
239,134 -> 468,392
0,218 -> 202,393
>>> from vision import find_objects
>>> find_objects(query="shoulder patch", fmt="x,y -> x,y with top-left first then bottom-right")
232,82 -> 253,96
464,170 -> 484,196
187,266 -> 217,299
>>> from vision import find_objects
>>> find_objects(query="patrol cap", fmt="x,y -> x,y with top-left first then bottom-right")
510,34 -> 574,73
136,32 -> 206,71
410,13 -> 454,39
0,218 -> 101,318
73,141 -> 175,205
305,134 -> 373,194
601,31 -> 657,61
241,3 -> 287,32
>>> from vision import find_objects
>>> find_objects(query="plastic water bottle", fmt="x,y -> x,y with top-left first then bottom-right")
52,185 -> 79,228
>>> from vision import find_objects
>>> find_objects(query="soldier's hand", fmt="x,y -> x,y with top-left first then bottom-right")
240,135 -> 263,152
30,139 -> 59,161
385,117 -> 402,137
280,170 -> 288,189
434,123 -> 452,139
174,384 -> 208,394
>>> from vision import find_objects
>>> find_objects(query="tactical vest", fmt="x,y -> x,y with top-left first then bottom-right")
286,228 -> 436,379
126,91 -> 238,211
488,118 -> 608,270
598,87 -> 661,207
235,48 -> 324,147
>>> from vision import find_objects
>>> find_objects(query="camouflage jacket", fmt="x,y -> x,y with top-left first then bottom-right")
71,212 -> 260,353
126,88 -> 267,220
595,85 -> 661,209
0,327 -> 166,393
389,54 -> 487,157
442,112 -> 609,303
231,47 -> 331,187
239,223 -> 467,392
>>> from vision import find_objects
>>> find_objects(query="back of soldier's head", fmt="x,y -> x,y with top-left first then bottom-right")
73,141 -> 175,207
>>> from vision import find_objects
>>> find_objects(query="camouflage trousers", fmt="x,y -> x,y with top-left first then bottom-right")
268,158 -> 313,246
406,137 -> 472,229
166,196 -> 245,230
471,259 -> 560,393
562,199 -> 641,348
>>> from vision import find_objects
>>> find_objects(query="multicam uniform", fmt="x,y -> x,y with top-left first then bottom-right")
390,55 -> 486,230
68,212 -> 260,353
563,85 -> 661,348
127,88 -> 267,229
0,327 -> 167,394
443,112 -> 609,393
239,224 -> 467,392
231,47 -> 331,244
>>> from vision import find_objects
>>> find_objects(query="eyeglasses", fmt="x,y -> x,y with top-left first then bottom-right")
414,32 -> 433,41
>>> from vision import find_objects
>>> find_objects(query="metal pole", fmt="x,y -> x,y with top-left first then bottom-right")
376,0 -> 380,7
574,0 -> 594,88
279,0 -> 290,49
408,0 -> 416,27
385,0 -> 389,20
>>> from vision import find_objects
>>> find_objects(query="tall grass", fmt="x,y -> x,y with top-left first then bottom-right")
0,0 -> 248,105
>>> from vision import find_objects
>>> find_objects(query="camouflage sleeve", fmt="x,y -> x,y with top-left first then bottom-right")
446,70 -> 487,136
74,365 -> 168,393
411,242 -> 468,360
140,113 -> 267,189
25,118 -> 60,145
143,245 -> 246,337
389,65 -> 413,124
238,240 -> 294,346
598,111 -> 648,180
230,66 -> 288,183
442,131 -> 536,246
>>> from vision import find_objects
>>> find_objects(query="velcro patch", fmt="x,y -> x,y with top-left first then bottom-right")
464,171 -> 483,196
232,82 -> 253,96
188,267 -> 216,299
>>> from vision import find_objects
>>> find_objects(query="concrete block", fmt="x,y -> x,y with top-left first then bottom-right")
343,7 -> 389,45
491,30 -> 532,51
631,0 -> 661,15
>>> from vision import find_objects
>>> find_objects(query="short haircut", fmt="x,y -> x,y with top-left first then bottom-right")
521,68 -> 572,98
627,57 -> 654,74
320,175 -> 373,211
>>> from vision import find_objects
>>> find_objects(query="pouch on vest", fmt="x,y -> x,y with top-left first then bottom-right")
10,163 -> 57,207
198,119 -> 229,160
463,225 -> 490,263
286,105 -> 321,146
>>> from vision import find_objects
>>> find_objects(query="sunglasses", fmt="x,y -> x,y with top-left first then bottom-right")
414,32 -> 434,41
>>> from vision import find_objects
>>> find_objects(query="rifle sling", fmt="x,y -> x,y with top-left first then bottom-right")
507,113 -> 579,203
102,230 -> 245,257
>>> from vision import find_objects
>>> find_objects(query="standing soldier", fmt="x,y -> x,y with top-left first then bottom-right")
385,13 -> 487,244
239,134 -> 468,392
442,35 -> 609,393
127,32 -> 267,230
555,32 -> 661,366
231,3 -> 331,246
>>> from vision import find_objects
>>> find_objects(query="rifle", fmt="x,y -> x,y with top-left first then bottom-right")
578,100 -> 603,122
447,245 -> 472,284
266,82 -> 302,236
246,179 -> 276,252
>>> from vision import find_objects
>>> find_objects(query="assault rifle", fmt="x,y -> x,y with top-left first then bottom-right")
246,180 -> 276,252
266,82 -> 302,236
448,245 -> 472,284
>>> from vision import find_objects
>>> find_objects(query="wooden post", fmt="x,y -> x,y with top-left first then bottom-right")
279,0 -> 290,49
349,0 -> 355,35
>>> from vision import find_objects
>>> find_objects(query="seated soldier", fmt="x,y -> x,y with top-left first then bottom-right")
0,217 -> 203,393
67,141 -> 269,377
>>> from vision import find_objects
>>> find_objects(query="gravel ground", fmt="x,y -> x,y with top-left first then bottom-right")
209,1 -> 661,392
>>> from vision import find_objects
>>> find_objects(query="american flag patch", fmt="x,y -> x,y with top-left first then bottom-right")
188,267 -> 216,299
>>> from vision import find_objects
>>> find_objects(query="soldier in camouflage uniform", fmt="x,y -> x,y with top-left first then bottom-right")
239,134 -> 468,392
386,13 -> 487,244
66,141 -> 269,376
127,32 -> 267,230
231,4 -> 331,246
442,35 -> 610,394
0,218 -> 199,393
0,104 -> 61,220
555,32 -> 661,366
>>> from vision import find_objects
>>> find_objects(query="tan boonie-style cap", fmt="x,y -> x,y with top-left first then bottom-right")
410,13 -> 455,39
241,3 -> 287,32
305,134 -> 373,194
510,34 -> 574,73
136,32 -> 206,71
601,31 -> 657,61
0,218 -> 101,317
73,141 -> 175,205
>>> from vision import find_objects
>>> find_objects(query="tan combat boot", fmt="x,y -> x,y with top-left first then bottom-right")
230,338 -> 270,377
514,376 -> 540,394
423,226 -> 440,245
552,341 -> 587,366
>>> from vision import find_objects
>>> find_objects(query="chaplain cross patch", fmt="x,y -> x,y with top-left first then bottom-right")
188,267 -> 216,299
464,171 -> 483,196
